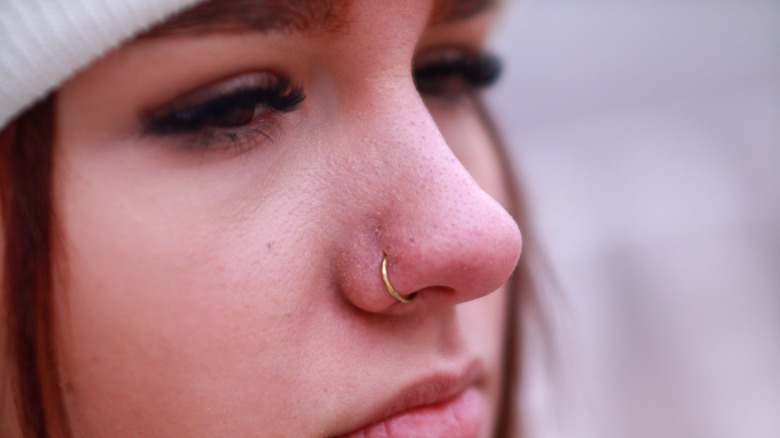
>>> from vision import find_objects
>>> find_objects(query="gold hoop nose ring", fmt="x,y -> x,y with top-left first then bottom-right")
381,255 -> 416,304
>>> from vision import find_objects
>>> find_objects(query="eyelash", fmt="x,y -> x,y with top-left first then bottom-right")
142,50 -> 501,150
142,76 -> 304,150
414,51 -> 502,98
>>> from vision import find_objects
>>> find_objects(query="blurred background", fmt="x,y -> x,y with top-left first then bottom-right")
485,1 -> 780,437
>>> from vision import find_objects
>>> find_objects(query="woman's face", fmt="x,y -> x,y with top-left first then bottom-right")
52,0 -> 521,436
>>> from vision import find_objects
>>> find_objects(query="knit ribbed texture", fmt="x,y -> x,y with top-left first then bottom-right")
0,0 -> 203,129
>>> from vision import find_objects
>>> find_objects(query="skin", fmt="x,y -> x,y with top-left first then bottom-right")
45,0 -> 522,436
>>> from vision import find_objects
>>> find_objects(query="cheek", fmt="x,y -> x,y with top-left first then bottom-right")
52,152 -> 330,434
428,98 -> 511,210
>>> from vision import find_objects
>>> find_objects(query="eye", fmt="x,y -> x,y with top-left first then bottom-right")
141,72 -> 305,146
413,49 -> 502,98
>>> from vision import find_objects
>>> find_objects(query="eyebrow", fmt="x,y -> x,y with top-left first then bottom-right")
144,0 -> 353,37
144,0 -> 496,38
430,0 -> 497,25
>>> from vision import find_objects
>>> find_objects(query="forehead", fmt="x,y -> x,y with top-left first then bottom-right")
143,0 -> 496,37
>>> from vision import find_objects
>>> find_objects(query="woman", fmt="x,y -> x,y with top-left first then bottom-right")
1,0 -> 530,436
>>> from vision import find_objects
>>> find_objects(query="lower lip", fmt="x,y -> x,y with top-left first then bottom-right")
343,386 -> 486,438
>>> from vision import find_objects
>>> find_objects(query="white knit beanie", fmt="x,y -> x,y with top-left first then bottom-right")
0,0 -> 204,130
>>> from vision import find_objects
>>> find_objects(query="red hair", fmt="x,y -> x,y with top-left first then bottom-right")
1,95 -> 72,437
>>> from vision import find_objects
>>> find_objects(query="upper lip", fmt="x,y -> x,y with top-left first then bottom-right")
334,359 -> 485,437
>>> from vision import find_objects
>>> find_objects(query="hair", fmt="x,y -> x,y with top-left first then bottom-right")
0,62 -> 539,438
1,94 -> 72,437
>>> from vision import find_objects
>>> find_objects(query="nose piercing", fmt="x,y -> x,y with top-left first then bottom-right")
381,255 -> 416,304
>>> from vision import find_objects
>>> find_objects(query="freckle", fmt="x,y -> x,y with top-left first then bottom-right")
266,241 -> 274,249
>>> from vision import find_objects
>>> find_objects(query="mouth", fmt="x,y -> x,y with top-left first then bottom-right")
335,361 -> 487,438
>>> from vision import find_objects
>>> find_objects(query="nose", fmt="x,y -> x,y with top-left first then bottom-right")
332,85 -> 522,314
